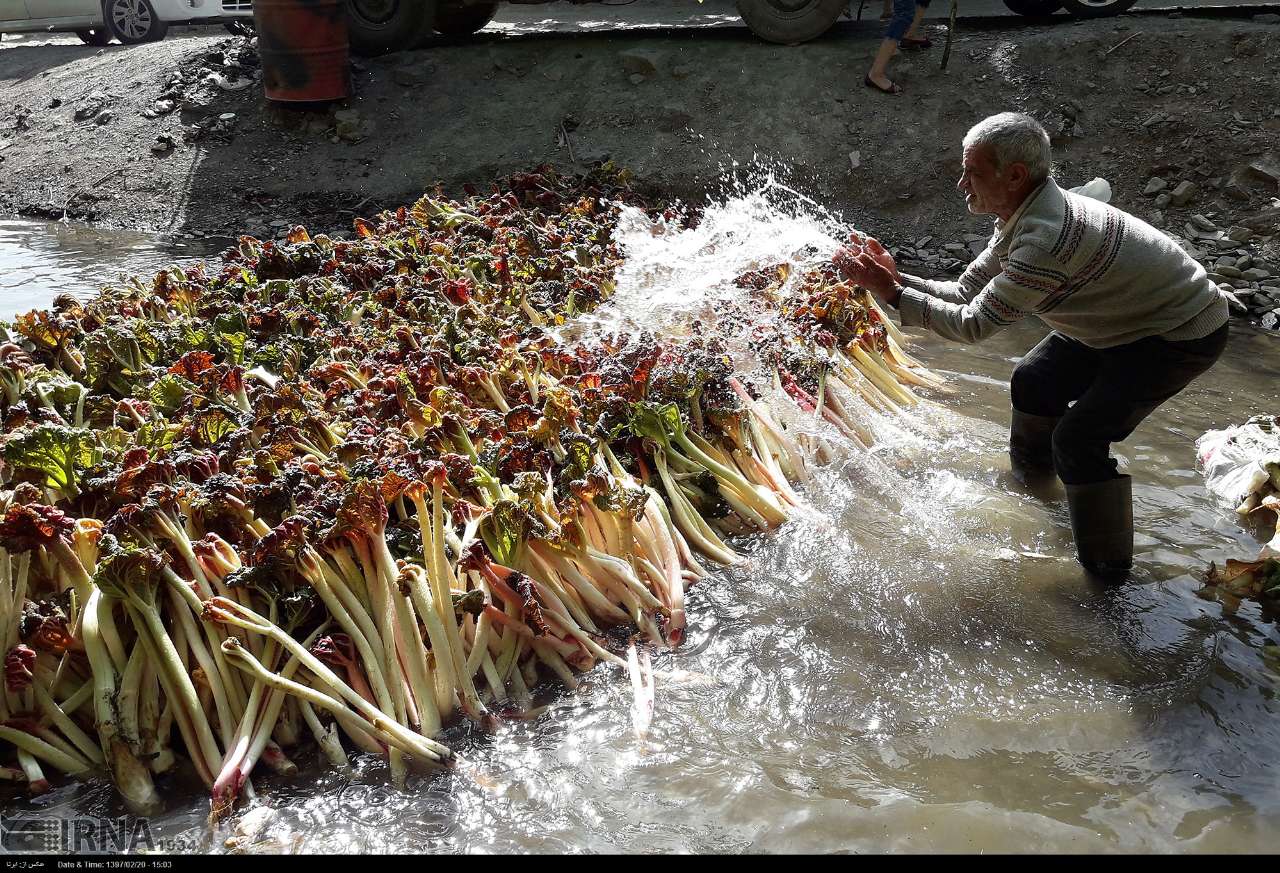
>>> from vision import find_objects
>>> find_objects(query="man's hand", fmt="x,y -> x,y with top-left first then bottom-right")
833,238 -> 902,307
847,232 -> 900,281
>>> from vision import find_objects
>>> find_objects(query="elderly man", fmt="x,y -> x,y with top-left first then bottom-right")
835,112 -> 1229,576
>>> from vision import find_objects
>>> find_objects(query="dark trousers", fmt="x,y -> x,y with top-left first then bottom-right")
1009,324 -> 1229,485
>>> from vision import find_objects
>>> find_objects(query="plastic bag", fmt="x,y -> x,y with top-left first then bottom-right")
1196,415 -> 1280,513
1068,177 -> 1113,204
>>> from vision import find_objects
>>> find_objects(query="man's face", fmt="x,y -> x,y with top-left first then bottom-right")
957,143 -> 1005,216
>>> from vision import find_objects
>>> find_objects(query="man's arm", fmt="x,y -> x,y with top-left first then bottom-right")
898,242 -> 1003,305
895,244 -> 1066,344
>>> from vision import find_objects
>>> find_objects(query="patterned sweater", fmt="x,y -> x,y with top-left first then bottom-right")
896,178 -> 1228,348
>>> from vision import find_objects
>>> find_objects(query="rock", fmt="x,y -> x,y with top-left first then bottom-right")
1149,210 -> 1164,227
74,91 -> 112,121
1262,311 -> 1279,331
1190,214 -> 1216,231
671,63 -> 694,80
1169,180 -> 1198,206
392,65 -> 430,87
270,219 -> 289,228
1243,268 -> 1271,282
618,48 -> 661,77
150,134 -> 175,156
333,109 -> 361,125
95,111 -> 113,125
1255,12 -> 1280,23
1217,265 -> 1244,278
1227,225 -> 1254,242
1241,206 -> 1280,231
1245,155 -> 1280,186
943,243 -> 967,254
1206,272 -> 1227,284
1143,177 -> 1168,195
1222,288 -> 1247,315
336,121 -> 362,142
1235,254 -> 1253,270
848,150 -> 860,171
218,113 -> 237,122
1261,278 -> 1280,289
1154,193 -> 1172,209
656,105 -> 693,132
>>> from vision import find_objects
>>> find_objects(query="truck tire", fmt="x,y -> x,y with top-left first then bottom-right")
1058,0 -> 1137,16
1002,0 -> 1062,15
433,0 -> 498,35
735,0 -> 847,45
345,0 -> 432,55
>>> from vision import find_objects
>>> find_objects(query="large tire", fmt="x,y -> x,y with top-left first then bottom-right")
735,0 -> 847,44
103,0 -> 168,43
433,1 -> 498,36
345,0 -> 432,55
1058,0 -> 1137,16
1002,0 -> 1063,15
76,27 -> 113,45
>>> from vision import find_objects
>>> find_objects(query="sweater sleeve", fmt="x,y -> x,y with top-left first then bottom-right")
896,243 -> 1066,344
899,242 -> 1002,305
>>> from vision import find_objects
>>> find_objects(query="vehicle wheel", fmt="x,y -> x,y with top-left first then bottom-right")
433,1 -> 498,36
102,0 -> 168,43
1002,0 -> 1063,15
735,0 -> 847,44
1058,0 -> 1137,16
224,20 -> 255,36
76,28 -> 113,45
344,0 -> 433,56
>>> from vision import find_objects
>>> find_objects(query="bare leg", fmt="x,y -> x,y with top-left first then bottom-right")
867,38 -> 900,90
904,4 -> 926,39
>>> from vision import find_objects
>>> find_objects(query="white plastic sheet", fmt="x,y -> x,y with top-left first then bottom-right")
1196,415 -> 1280,513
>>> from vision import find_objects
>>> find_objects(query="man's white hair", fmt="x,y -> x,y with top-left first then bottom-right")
963,113 -> 1052,182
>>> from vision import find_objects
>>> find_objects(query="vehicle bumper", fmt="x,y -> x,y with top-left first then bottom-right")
150,0 -> 253,20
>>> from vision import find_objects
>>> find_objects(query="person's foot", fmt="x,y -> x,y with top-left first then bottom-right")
901,35 -> 933,49
864,74 -> 902,94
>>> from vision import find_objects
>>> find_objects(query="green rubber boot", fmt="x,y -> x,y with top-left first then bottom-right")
1064,475 -> 1134,578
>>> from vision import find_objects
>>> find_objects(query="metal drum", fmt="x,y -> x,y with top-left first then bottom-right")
253,0 -> 351,102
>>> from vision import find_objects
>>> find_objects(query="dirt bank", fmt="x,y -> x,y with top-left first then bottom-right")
1,14 -> 1278,311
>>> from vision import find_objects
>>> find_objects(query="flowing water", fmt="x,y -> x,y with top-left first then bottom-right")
3,190 -> 1280,854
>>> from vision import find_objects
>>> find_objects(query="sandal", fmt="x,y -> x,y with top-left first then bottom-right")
900,35 -> 933,49
864,75 -> 902,95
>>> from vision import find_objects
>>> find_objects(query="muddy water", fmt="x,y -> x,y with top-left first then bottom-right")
3,199 -> 1280,853
0,220 -> 231,320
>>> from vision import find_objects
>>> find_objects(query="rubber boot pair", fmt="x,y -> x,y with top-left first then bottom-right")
1009,409 -> 1133,577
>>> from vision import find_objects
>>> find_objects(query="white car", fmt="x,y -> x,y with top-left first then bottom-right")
0,0 -> 252,46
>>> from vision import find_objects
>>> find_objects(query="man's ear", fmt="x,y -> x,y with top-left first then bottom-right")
1006,162 -> 1030,190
